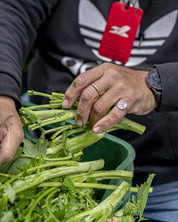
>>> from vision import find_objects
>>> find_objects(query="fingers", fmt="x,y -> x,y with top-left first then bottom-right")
62,64 -> 105,108
0,131 -> 19,163
0,96 -> 24,163
75,76 -> 131,128
75,84 -> 101,126
75,78 -> 109,126
92,102 -> 127,133
0,112 -> 24,163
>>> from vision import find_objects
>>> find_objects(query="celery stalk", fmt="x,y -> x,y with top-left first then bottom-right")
12,159 -> 104,193
46,130 -> 105,155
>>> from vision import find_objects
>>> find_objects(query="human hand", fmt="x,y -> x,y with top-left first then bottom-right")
62,63 -> 156,133
0,96 -> 24,163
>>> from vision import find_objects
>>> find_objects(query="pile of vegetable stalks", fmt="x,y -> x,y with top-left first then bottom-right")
0,90 -> 154,222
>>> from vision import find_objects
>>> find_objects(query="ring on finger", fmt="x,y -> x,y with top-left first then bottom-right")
91,83 -> 103,97
116,100 -> 128,113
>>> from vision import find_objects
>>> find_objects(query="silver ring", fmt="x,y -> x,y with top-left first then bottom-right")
91,83 -> 103,97
116,100 -> 128,112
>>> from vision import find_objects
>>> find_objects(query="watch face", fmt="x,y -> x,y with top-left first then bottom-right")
147,69 -> 162,90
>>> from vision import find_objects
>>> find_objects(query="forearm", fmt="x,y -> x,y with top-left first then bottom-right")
0,0 -> 58,108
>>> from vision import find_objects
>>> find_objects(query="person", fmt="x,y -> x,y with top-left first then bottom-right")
0,0 -> 178,221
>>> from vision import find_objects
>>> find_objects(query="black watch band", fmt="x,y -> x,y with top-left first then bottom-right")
145,68 -> 162,108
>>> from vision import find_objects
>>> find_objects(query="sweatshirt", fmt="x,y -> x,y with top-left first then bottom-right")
0,0 -> 178,185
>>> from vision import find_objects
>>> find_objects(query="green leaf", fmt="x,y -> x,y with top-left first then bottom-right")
63,177 -> 77,193
0,147 -> 23,174
44,215 -> 59,222
22,138 -> 36,156
23,137 -> 48,157
33,137 -> 48,157
0,211 -> 15,222
136,174 -> 155,219
73,81 -> 77,87
16,199 -> 30,210
4,184 -> 16,203
0,194 -> 8,211
123,202 -> 138,216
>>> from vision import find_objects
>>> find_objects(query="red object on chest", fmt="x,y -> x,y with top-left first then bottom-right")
98,2 -> 143,63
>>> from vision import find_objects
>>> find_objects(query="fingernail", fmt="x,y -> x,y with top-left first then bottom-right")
77,119 -> 83,126
93,127 -> 102,134
62,99 -> 69,108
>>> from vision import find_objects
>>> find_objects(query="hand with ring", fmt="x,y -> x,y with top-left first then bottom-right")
62,62 -> 157,133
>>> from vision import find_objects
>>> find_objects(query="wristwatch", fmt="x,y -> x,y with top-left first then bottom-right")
145,68 -> 162,108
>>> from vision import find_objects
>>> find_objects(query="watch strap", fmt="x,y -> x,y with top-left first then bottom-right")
145,68 -> 162,108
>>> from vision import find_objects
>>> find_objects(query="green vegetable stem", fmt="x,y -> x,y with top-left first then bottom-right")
64,181 -> 130,222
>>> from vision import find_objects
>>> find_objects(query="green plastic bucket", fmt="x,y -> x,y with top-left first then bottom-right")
79,133 -> 135,208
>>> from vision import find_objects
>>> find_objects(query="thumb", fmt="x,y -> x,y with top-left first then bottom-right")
0,120 -> 24,164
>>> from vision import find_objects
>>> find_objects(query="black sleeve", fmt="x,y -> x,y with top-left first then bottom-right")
155,62 -> 178,111
0,0 -> 59,108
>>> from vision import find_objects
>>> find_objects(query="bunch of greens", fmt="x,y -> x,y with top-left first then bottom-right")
0,140 -> 154,222
20,90 -> 146,157
0,90 -> 154,221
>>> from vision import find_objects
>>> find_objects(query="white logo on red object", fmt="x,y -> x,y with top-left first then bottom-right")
109,25 -> 131,38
